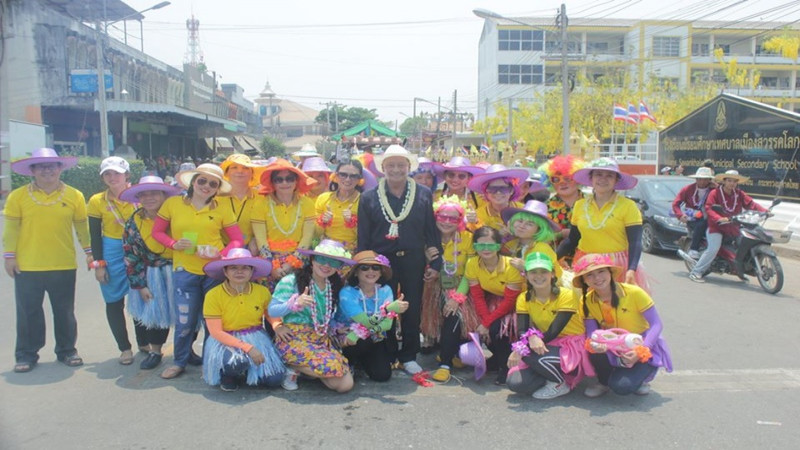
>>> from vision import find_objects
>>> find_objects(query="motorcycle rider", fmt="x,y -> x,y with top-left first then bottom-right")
688,170 -> 767,283
672,167 -> 715,259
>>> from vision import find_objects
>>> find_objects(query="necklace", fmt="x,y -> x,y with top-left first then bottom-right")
377,179 -> 416,239
442,232 -> 461,276
358,286 -> 379,317
269,195 -> 301,236
27,182 -> 66,206
584,193 -> 619,230
719,187 -> 738,213
105,190 -> 129,228
310,279 -> 333,335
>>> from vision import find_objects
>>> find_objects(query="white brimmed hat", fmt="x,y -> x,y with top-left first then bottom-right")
176,163 -> 232,194
688,167 -> 714,179
375,145 -> 419,173
714,169 -> 749,183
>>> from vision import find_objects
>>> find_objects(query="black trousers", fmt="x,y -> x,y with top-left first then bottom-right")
105,300 -> 148,351
385,249 -> 426,363
342,338 -> 392,382
15,270 -> 78,363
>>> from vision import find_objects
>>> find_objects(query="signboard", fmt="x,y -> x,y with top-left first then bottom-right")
70,69 -> 113,93
660,94 -> 800,201
183,64 -> 214,114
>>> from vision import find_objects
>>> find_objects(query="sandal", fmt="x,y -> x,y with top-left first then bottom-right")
59,354 -> 84,367
119,350 -> 134,365
13,362 -> 36,373
160,365 -> 184,379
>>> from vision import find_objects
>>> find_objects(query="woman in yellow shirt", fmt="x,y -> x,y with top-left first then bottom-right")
217,154 -> 266,250
466,164 -> 528,241
314,159 -> 373,253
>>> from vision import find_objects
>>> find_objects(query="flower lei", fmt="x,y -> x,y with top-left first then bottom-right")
310,279 -> 334,335
377,178 -> 416,240
719,186 -> 739,213
583,193 -> 619,230
27,182 -> 66,207
447,289 -> 466,304
269,196 -> 301,237
511,328 -> 544,357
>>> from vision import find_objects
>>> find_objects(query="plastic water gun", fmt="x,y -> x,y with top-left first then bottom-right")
588,328 -> 652,363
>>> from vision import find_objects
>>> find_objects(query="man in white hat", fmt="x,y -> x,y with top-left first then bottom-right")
672,166 -> 715,259
357,145 -> 443,376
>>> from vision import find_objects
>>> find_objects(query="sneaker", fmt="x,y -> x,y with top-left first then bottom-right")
532,381 -> 571,399
281,369 -> 298,391
431,366 -> 451,383
435,355 -> 465,369
220,376 -> 238,392
402,361 -> 423,375
688,273 -> 705,283
635,382 -> 651,395
688,250 -> 701,259
584,383 -> 610,398
738,274 -> 749,282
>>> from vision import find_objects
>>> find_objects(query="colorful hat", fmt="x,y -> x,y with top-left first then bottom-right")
258,158 -> 317,195
219,153 -> 267,187
203,248 -> 272,281
572,157 -> 638,190
458,332 -> 487,381
99,156 -> 130,175
349,250 -> 392,280
538,155 -> 584,181
501,200 -> 561,232
572,253 -> 624,289
12,148 -> 78,176
714,169 -> 749,183
300,156 -> 332,174
119,175 -> 182,203
417,157 -> 435,171
434,156 -> 484,177
298,239 -> 355,265
176,163 -> 232,195
375,145 -> 419,174
523,168 -> 546,192
525,252 -> 554,272
688,167 -> 714,179
292,143 -> 321,158
466,164 -> 529,199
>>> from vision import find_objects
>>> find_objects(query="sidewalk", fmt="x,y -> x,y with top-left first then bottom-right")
755,199 -> 800,261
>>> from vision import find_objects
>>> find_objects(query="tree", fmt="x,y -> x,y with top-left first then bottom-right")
763,31 -> 800,59
260,135 -> 285,158
399,116 -> 427,136
315,104 -> 387,132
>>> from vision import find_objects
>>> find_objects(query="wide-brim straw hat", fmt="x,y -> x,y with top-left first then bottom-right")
349,250 -> 393,280
203,248 -> 272,281
292,143 -> 321,158
572,157 -> 638,191
297,239 -> 355,265
572,253 -> 624,289
219,153 -> 267,187
458,332 -> 487,380
374,145 -> 419,174
714,169 -> 749,183
12,148 -> 78,176
501,200 -> 561,232
434,156 -> 484,177
119,175 -> 182,203
258,158 -> 317,195
466,164 -> 528,200
688,167 -> 715,179
176,163 -> 232,194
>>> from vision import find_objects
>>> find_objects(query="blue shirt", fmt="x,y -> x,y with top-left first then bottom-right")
336,284 -> 394,323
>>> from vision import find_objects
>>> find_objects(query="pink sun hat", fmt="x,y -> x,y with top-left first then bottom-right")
119,175 -> 182,203
301,156 -> 333,174
12,148 -> 78,176
434,156 -> 484,177
459,332 -> 487,380
572,157 -> 638,190
467,163 -> 529,200
203,248 -> 273,281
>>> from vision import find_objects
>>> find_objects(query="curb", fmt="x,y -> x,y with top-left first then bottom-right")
773,244 -> 800,262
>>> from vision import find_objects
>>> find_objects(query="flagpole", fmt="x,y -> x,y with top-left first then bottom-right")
611,103 -> 615,160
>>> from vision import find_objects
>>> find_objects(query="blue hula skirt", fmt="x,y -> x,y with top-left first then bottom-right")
203,326 -> 286,386
100,236 -> 130,303
127,264 -> 174,329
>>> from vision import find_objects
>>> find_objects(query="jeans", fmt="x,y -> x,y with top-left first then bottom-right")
687,218 -> 708,251
589,352 -> 657,395
690,231 -> 722,277
172,269 -> 221,367
14,270 -> 77,363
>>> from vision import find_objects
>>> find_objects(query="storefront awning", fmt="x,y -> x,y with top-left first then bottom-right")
97,100 -> 240,128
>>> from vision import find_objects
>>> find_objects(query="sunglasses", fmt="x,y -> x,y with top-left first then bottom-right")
358,264 -> 383,272
550,176 -> 573,184
436,213 -> 462,224
195,177 -> 220,189
473,242 -> 502,252
486,185 -> 513,195
314,256 -> 344,269
337,172 -> 362,180
445,172 -> 469,180
273,174 -> 298,184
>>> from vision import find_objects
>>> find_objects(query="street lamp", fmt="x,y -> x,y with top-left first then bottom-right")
473,7 -> 570,156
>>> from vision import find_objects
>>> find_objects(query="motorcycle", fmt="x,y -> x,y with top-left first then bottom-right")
677,199 -> 792,294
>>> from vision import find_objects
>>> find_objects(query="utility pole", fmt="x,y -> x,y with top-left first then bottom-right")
95,21 -> 110,158
560,3 -> 570,156
451,90 -> 458,151
333,102 -> 339,134
435,97 -> 442,151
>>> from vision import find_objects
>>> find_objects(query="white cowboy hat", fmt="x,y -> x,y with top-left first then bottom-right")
374,145 -> 419,174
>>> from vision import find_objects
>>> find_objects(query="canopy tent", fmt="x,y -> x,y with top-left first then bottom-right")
330,119 -> 405,142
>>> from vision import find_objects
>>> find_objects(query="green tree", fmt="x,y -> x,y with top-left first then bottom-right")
315,104 -> 387,132
260,135 -> 286,158
399,116 -> 427,136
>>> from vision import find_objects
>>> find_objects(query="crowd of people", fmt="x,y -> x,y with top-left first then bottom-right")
4,144 -> 673,399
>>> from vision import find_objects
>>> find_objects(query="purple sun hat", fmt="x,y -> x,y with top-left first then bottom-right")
434,156 -> 485,177
12,148 -> 78,176
501,200 -> 561,232
119,175 -> 182,203
417,157 -> 435,171
298,239 -> 355,265
203,248 -> 273,281
466,164 -> 529,200
572,157 -> 638,190
301,156 -> 332,174
459,332 -> 487,380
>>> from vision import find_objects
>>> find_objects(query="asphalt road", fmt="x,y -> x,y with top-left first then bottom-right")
2,251 -> 800,449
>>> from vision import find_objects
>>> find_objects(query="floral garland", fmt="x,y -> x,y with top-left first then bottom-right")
511,327 -> 544,357
583,193 -> 619,230
269,196 -> 301,236
310,279 -> 334,335
27,182 -> 66,207
442,232 -> 461,276
377,178 -> 416,240
719,186 -> 739,213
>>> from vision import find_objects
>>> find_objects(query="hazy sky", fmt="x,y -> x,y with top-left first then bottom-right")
117,0 -> 800,125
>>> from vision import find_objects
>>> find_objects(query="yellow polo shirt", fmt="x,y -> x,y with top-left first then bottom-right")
583,283 -> 653,334
314,191 -> 360,245
441,231 -> 475,278
217,189 -> 258,244
503,239 -> 562,280
157,196 -> 237,275
3,183 -> 90,271
516,288 -> 584,337
204,282 -> 272,331
571,194 -> 641,254
475,201 -> 521,232
251,194 -> 316,248
130,213 -> 173,259
87,190 -> 137,239
464,255 -> 524,296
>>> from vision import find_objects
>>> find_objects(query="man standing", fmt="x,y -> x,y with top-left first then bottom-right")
3,148 -> 92,372
672,167 -> 715,259
357,145 -> 442,376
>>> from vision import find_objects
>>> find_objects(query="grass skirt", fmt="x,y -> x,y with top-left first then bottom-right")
275,323 -> 348,378
202,328 -> 285,386
420,279 -> 481,340
127,264 -> 174,329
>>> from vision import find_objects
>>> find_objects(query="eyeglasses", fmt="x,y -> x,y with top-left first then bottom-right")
436,213 -> 461,224
314,256 -> 344,269
32,163 -> 61,171
273,174 -> 298,184
486,185 -> 513,195
550,176 -> 573,184
337,172 -> 362,180
195,177 -> 220,189
358,264 -> 382,272
445,172 -> 469,180
225,265 -> 253,272
473,242 -> 502,252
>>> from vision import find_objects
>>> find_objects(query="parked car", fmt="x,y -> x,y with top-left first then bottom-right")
625,175 -> 693,253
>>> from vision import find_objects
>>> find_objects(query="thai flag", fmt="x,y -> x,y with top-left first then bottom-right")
639,100 -> 657,123
459,147 -> 469,155
613,104 -> 630,123
480,144 -> 490,155
627,103 -> 640,124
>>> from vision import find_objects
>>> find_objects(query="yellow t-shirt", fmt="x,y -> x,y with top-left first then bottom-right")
3,183 -> 90,271
314,191 -> 360,246
583,283 -> 654,334
441,231 -> 475,278
434,189 -> 485,210
251,194 -> 316,249
464,255 -> 524,296
515,288 -> 584,337
130,212 -> 173,260
475,201 -> 521,232
217,189 -> 258,245
87,190 -> 137,239
204,282 -> 272,331
157,196 -> 237,275
571,194 -> 641,254
503,239 -> 562,280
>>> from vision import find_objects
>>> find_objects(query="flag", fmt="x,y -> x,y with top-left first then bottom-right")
639,100 -> 657,123
480,144 -> 490,155
460,146 -> 469,155
627,103 -> 640,124
613,104 -> 629,123
468,145 -> 477,156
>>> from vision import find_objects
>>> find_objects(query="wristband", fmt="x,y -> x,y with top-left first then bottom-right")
447,289 -> 467,305
511,327 -> 544,357
316,215 -> 332,228
343,215 -> 358,228
88,260 -> 107,270
4,252 -> 16,259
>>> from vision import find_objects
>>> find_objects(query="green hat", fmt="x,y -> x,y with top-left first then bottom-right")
524,252 -> 554,272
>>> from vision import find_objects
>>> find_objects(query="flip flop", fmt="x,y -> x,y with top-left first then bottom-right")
160,365 -> 184,379
13,362 -> 36,373
59,354 -> 84,367
119,350 -> 134,365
